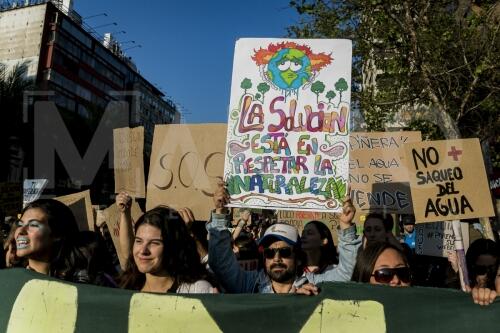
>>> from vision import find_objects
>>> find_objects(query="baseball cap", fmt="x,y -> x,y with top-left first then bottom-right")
258,223 -> 299,247
401,214 -> 416,225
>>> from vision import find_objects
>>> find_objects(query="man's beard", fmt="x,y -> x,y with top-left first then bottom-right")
267,263 -> 295,283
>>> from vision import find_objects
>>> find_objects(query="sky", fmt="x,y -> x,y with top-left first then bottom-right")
74,0 -> 301,124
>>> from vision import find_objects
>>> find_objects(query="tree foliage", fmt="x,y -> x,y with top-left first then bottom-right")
0,62 -> 34,180
240,78 -> 252,94
311,80 -> 326,103
288,0 -> 499,151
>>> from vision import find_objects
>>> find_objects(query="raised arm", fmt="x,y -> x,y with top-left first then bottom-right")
308,194 -> 361,283
207,181 -> 259,293
116,192 -> 133,267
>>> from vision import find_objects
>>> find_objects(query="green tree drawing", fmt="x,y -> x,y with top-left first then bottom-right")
310,81 -> 325,104
334,78 -> 348,103
240,78 -> 252,94
325,90 -> 336,104
257,82 -> 270,102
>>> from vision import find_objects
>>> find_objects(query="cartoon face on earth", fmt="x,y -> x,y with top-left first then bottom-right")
267,48 -> 312,90
252,42 -> 332,96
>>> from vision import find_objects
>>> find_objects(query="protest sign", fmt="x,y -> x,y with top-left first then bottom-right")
113,127 -> 145,198
0,182 -> 22,217
415,221 -> 469,257
54,190 -> 94,231
23,179 -> 48,208
147,124 -> 226,221
102,201 -> 143,268
224,39 -> 352,212
403,138 -> 495,223
277,210 -> 340,242
349,131 -> 421,214
1,269 -> 498,333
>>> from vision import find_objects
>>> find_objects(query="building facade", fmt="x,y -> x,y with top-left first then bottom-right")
0,0 -> 180,201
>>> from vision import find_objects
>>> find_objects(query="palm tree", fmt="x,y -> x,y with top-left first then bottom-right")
0,61 -> 35,181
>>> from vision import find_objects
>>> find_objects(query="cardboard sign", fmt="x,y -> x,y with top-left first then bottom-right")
415,221 -> 469,257
54,190 -> 94,231
23,179 -> 48,208
113,127 -> 145,198
277,210 -> 340,243
403,139 -> 495,223
0,182 -> 22,217
349,132 -> 421,214
102,202 -> 143,268
147,124 -> 226,221
224,38 -> 352,212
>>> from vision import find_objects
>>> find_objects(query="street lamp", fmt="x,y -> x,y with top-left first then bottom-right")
83,13 -> 108,20
123,44 -> 142,51
111,30 -> 126,36
91,22 -> 117,30
120,40 -> 136,45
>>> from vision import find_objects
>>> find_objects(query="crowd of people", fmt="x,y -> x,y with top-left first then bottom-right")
1,181 -> 499,307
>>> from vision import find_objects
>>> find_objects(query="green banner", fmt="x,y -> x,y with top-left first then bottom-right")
0,269 -> 497,332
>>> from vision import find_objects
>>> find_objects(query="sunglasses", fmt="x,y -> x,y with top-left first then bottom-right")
371,267 -> 411,284
263,247 -> 294,259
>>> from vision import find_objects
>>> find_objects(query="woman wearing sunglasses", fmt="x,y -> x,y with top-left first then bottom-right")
351,242 -> 411,286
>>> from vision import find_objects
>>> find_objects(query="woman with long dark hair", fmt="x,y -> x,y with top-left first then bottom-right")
351,241 -> 411,287
301,221 -> 338,274
117,192 -> 215,293
466,239 -> 499,290
14,199 -> 81,280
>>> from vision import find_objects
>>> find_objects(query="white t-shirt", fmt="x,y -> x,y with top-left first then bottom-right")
177,280 -> 215,294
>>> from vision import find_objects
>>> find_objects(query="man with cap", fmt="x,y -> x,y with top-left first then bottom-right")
401,214 -> 416,250
207,181 -> 360,294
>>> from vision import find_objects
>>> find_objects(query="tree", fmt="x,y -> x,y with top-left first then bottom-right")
334,78 -> 348,103
240,78 -> 252,94
325,90 -> 336,103
257,82 -> 270,102
310,80 -> 325,103
0,62 -> 34,181
288,0 -> 499,147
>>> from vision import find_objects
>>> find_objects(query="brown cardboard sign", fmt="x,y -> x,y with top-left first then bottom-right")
147,124 -> 226,221
349,131 -> 421,214
277,210 -> 340,243
54,190 -> 94,231
102,202 -> 143,269
113,127 -> 145,198
403,138 -> 495,223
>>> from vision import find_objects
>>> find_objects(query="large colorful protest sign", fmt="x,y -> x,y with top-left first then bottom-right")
224,39 -> 352,212
147,124 -> 226,221
349,132 -> 421,215
0,269 -> 497,333
403,139 -> 495,223
113,127 -> 145,198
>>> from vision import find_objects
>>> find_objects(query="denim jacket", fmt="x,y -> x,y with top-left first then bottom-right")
207,212 -> 361,293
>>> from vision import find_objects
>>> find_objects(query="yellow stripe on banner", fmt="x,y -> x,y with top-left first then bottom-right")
128,293 -> 222,333
6,279 -> 78,333
301,299 -> 386,333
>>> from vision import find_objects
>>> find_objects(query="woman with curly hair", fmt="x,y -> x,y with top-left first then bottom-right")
117,192 -> 215,293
